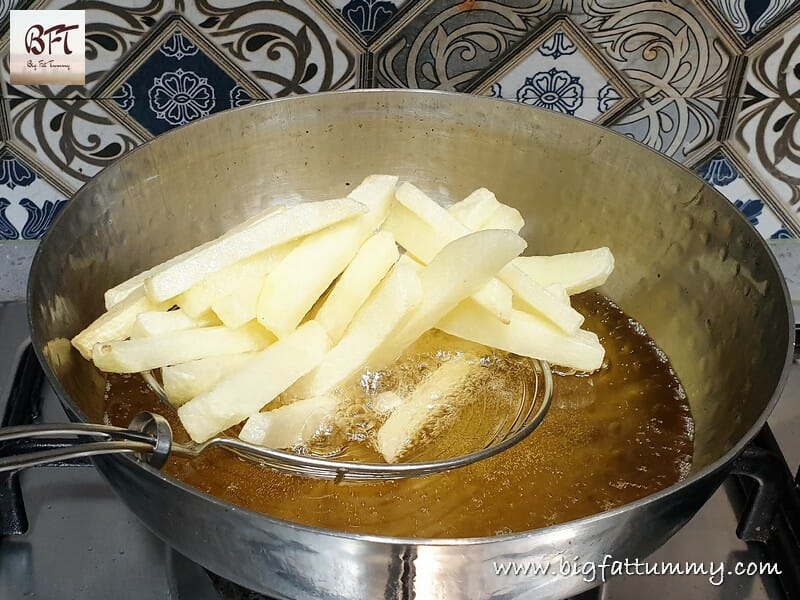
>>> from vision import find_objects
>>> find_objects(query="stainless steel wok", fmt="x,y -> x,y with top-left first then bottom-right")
24,90 -> 793,599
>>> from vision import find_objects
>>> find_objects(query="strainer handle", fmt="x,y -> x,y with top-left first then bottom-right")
0,412 -> 173,472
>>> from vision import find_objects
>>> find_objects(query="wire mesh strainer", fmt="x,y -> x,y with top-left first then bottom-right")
0,360 -> 552,482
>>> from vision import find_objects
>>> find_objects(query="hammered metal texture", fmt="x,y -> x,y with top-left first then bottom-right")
27,91 -> 793,599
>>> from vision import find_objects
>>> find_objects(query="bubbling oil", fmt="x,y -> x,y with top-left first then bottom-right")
300,334 -> 541,463
103,292 -> 694,538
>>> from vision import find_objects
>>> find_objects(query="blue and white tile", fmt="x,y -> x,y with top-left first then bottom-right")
707,0 -> 799,42
110,30 -> 253,136
0,149 -> 67,240
477,26 -> 628,123
9,99 -> 143,192
695,153 -> 794,240
325,0 -> 404,38
2,0 -> 360,99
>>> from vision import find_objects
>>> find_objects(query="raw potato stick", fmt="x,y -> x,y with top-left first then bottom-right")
438,299 -> 605,372
130,309 -> 219,338
544,283 -> 570,306
178,321 -> 330,443
482,204 -> 525,233
92,322 -> 273,373
448,188 -> 524,233
370,229 -> 526,370
103,206 -> 286,308
384,202 -> 512,323
211,278 -> 264,329
71,288 -> 170,361
144,198 -> 368,302
289,261 -> 423,398
390,182 -> 583,333
514,248 -> 615,294
239,395 -> 340,448
447,188 -> 501,230
103,239 -> 217,310
162,352 -> 255,407
314,230 -> 400,342
257,175 -> 397,338
377,357 -> 475,462
177,242 -> 295,318
471,278 -> 512,324
497,263 -> 583,334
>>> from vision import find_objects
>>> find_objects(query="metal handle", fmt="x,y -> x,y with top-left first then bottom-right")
0,412 -> 174,473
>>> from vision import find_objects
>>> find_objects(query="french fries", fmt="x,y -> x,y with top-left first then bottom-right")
145,198 -> 368,302
92,322 -> 272,373
239,395 -> 340,448
314,230 -> 400,342
256,175 -> 397,338
77,174 -> 616,460
178,321 -> 330,443
162,352 -> 254,406
289,260 -> 423,398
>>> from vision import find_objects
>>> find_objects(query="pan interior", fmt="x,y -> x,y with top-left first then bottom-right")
29,91 -> 790,535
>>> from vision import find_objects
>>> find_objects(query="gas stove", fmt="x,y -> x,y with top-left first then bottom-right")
2,253 -> 800,599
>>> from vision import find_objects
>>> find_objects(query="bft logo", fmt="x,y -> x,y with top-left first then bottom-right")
10,10 -> 85,85
25,23 -> 80,56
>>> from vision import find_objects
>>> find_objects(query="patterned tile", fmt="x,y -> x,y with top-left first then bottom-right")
730,17 -> 800,222
0,147 -> 67,240
705,0 -> 800,43
1,0 -> 361,99
8,99 -> 143,192
575,0 -> 733,98
181,0 -> 361,98
323,0 -> 406,39
574,0 -> 735,162
107,29 -> 254,136
375,0 -> 554,90
0,0 -> 794,244
471,18 -> 635,124
0,0 -> 28,25
695,152 -> 794,240
609,96 -> 723,163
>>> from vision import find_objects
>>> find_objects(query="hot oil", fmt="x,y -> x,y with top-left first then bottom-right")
305,333 -> 537,463
103,292 -> 694,538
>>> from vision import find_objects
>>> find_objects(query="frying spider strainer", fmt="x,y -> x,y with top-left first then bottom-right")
0,359 -> 552,482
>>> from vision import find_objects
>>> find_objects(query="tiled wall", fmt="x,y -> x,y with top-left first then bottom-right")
0,0 -> 798,241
